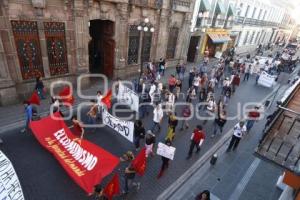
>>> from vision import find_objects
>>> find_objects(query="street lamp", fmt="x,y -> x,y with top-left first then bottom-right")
137,18 -> 155,81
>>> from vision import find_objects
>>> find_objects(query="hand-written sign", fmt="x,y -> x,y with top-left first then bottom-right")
102,109 -> 134,142
0,151 -> 25,200
118,83 -> 139,112
156,142 -> 176,160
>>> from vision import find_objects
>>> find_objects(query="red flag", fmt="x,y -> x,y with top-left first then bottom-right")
101,89 -> 112,109
132,148 -> 146,176
59,86 -> 74,106
30,112 -> 119,194
28,91 -> 40,105
103,174 -> 120,200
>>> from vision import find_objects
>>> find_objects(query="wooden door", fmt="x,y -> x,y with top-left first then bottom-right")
187,36 -> 200,62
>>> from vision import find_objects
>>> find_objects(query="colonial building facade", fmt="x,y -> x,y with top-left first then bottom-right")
0,0 -> 194,105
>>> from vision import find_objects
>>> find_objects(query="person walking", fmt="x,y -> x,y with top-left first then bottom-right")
157,139 -> 172,179
168,74 -> 177,93
193,74 -> 201,94
180,105 -> 191,130
21,101 -> 33,133
246,106 -> 261,132
166,91 -> 175,114
186,125 -> 206,159
165,113 -> 178,141
198,88 -> 207,110
133,120 -> 145,151
212,110 -> 227,137
123,164 -> 140,194
188,68 -> 196,88
87,100 -> 98,129
145,130 -> 156,157
151,103 -> 163,133
176,63 -> 181,78
243,64 -> 252,81
175,79 -> 182,100
186,86 -> 196,103
226,121 -> 247,152
159,58 -> 165,76
35,76 -> 45,99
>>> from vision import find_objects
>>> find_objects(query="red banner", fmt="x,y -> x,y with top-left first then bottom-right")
30,113 -> 119,194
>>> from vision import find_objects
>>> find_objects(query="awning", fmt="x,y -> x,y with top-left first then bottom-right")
227,4 -> 235,16
215,1 -> 226,14
199,0 -> 211,12
208,33 -> 231,43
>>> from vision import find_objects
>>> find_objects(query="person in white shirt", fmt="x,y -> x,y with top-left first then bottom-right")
149,82 -> 157,105
193,74 -> 200,94
151,103 -> 164,133
166,91 -> 175,114
226,121 -> 247,152
96,91 -> 103,114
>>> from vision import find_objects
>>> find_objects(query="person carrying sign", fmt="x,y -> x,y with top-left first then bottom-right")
157,139 -> 172,179
186,125 -> 206,159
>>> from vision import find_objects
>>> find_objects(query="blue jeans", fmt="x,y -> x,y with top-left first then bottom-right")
246,120 -> 255,131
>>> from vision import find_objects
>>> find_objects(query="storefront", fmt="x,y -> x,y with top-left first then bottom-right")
201,28 -> 231,57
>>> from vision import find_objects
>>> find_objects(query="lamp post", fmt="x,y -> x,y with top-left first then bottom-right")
137,18 -> 155,81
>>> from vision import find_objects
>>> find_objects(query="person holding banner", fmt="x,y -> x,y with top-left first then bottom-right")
157,139 -> 172,179
21,100 -> 33,133
123,165 -> 140,194
71,115 -> 85,140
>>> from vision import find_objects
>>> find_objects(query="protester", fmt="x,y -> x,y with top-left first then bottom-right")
96,91 -> 103,116
176,63 -> 181,78
87,100 -> 98,128
124,164 -> 140,194
195,190 -> 211,200
149,81 -> 157,105
212,110 -> 227,137
50,96 -> 60,114
71,115 -> 84,139
175,79 -> 182,100
93,184 -> 108,200
186,125 -> 205,159
157,139 -> 172,179
145,130 -> 156,157
168,74 -> 177,93
180,105 -> 191,130
165,113 -> 178,141
198,88 -> 207,110
246,106 -> 261,132
179,63 -> 186,80
193,74 -> 201,94
134,120 -> 145,151
243,64 -> 252,81
159,58 -> 165,76
189,68 -> 196,88
203,94 -> 216,125
151,103 -> 163,133
166,91 -> 175,114
21,100 -> 33,133
35,76 -> 45,99
186,86 -> 196,103
226,121 -> 247,152
120,151 -> 135,162
230,72 -> 240,95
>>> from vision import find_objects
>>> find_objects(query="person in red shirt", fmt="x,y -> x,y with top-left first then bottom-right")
246,106 -> 261,132
168,74 -> 177,93
186,125 -> 206,159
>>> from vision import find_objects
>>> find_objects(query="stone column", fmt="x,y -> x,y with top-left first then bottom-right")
74,0 -> 89,74
115,3 -> 129,73
155,8 -> 169,60
180,13 -> 192,62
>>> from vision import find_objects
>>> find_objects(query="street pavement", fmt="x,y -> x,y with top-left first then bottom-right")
0,49 -> 290,200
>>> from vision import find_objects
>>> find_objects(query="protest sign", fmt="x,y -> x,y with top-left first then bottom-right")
102,109 -> 134,142
30,112 -> 119,194
156,142 -> 176,160
118,83 -> 139,112
0,151 -> 25,200
258,71 -> 277,88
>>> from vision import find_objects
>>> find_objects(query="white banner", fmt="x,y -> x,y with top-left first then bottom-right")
102,109 -> 134,142
258,71 -> 277,88
0,151 -> 25,200
156,142 -> 176,160
118,83 -> 139,112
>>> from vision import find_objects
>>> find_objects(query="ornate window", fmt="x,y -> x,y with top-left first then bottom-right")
142,32 -> 152,62
11,20 -> 44,80
44,22 -> 69,76
166,27 -> 179,59
127,25 -> 140,65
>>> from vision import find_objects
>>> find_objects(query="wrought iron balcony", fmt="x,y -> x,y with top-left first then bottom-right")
129,0 -> 162,9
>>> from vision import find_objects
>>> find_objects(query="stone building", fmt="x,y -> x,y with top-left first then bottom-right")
0,0 -> 194,105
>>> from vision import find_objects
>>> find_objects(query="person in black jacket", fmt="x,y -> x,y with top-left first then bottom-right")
157,139 -> 172,179
134,120 -> 145,151
35,76 -> 45,99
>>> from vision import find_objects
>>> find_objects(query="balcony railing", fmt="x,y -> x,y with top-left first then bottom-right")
234,16 -> 280,27
129,0 -> 162,9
